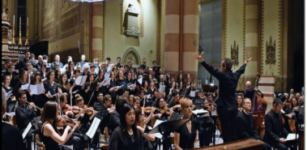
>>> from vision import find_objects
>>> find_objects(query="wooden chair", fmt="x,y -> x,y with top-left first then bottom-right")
104,127 -> 109,144
101,144 -> 108,150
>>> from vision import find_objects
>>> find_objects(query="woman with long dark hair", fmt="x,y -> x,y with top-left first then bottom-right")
108,103 -> 144,150
38,101 -> 79,150
44,71 -> 62,101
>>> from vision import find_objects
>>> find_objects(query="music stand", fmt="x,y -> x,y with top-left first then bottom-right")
147,119 -> 189,150
86,117 -> 102,150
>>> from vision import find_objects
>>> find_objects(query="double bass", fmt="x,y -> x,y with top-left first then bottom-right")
252,73 -> 267,140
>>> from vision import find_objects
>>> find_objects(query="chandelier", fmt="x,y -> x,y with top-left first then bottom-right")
68,0 -> 107,2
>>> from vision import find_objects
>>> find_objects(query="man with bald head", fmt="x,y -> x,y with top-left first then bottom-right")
244,81 -> 263,107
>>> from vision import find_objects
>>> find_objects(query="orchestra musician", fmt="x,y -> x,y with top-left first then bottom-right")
236,98 -> 271,150
263,99 -> 296,150
109,96 -> 128,137
108,103 -> 144,150
154,98 -> 173,120
194,52 -> 252,142
174,98 -> 198,150
244,80 -> 264,100
2,88 -> 27,150
15,91 -> 37,150
197,99 -> 214,147
38,101 -> 80,150
135,106 -> 157,150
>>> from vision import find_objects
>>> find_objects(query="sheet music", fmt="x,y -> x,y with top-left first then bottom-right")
176,89 -> 180,92
86,117 -> 101,139
146,94 -> 151,99
101,78 -> 110,86
137,78 -> 143,85
152,119 -> 163,139
192,109 -> 208,115
30,83 -> 44,95
104,72 -> 110,80
22,122 -> 32,139
5,91 -> 12,100
21,83 -> 30,90
75,76 -> 87,85
159,85 -> 165,92
190,91 -> 196,97
286,133 -> 298,141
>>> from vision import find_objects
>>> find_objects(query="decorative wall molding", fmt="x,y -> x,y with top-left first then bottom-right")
261,1 -> 265,74
242,0 -> 246,63
120,2 -> 124,34
122,47 -> 141,65
223,0 -> 228,58
156,0 -> 162,65
278,0 -> 283,75
102,1 -> 106,61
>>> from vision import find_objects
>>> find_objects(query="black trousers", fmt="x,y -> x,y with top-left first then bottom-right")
199,126 -> 213,147
217,110 -> 237,143
21,128 -> 34,150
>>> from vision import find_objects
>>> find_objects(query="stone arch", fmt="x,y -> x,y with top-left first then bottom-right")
122,47 -> 141,66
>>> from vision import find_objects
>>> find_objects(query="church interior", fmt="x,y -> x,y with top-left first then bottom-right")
1,0 -> 305,150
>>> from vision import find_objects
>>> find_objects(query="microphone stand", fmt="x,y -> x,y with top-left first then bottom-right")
294,110 -> 299,145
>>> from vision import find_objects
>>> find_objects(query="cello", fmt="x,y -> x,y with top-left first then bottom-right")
252,73 -> 267,140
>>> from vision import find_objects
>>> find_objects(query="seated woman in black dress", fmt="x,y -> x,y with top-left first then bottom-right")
108,103 -> 144,150
38,101 -> 80,150
174,98 -> 198,150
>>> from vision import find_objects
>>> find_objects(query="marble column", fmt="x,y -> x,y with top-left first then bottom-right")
245,0 -> 260,76
92,2 -> 103,61
183,0 -> 199,83
164,0 -> 180,73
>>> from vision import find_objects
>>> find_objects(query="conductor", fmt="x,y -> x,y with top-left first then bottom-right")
194,52 -> 252,143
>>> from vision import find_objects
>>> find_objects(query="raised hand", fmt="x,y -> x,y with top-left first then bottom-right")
244,52 -> 252,64
193,52 -> 204,62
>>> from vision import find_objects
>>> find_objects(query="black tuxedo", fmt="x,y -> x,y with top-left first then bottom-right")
236,111 -> 260,140
2,122 -> 27,150
263,109 -> 292,150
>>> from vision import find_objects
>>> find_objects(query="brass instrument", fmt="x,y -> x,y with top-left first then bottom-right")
26,101 -> 42,112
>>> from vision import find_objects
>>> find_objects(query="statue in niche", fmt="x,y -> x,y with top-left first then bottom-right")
265,36 -> 276,64
230,40 -> 239,65
123,4 -> 140,37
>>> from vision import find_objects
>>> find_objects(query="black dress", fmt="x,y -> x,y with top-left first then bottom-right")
44,81 -> 59,101
38,122 -> 66,150
108,126 -> 144,150
175,119 -> 198,149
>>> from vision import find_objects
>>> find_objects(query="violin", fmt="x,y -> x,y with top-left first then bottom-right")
159,106 -> 171,115
73,104 -> 95,116
143,106 -> 152,114
55,115 -> 76,128
62,104 -> 81,115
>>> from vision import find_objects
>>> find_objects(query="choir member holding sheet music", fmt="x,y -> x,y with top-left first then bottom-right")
44,70 -> 62,101
116,70 -> 125,96
108,103 -> 144,150
3,75 -> 17,112
29,72 -> 46,110
109,72 -> 119,104
38,101 -> 80,150
126,72 -> 136,95
65,61 -> 75,80
40,64 -> 48,81
97,69 -> 108,94
2,88 -> 27,150
54,68 -> 62,83
59,73 -> 76,105
14,70 -> 30,98
16,91 -> 37,150
174,98 -> 198,150
82,74 -> 97,106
